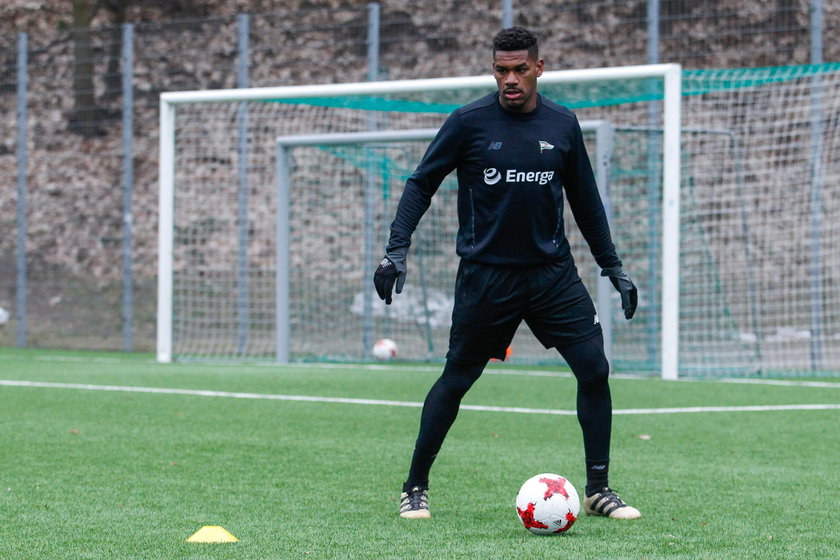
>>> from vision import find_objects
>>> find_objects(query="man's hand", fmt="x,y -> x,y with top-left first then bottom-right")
373,250 -> 407,305
601,266 -> 638,320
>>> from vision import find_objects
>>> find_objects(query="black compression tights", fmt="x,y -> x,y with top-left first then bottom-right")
560,333 -> 612,464
404,333 -> 612,491
404,359 -> 484,490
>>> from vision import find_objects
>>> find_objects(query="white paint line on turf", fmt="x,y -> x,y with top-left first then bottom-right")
1,379 -> 838,416
717,378 -> 840,389
5,354 -> 839,388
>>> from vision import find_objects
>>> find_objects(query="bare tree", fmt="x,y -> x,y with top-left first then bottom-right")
103,0 -> 129,101
70,0 -> 107,136
71,0 -> 208,136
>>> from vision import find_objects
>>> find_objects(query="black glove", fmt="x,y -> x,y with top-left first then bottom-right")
601,266 -> 638,320
373,248 -> 407,305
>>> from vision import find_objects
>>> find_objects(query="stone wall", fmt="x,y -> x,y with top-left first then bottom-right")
0,0 -> 836,351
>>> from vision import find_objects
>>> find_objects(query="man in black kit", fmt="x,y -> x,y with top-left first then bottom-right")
374,26 -> 640,521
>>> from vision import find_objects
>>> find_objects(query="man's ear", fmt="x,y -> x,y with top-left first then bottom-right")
535,58 -> 545,77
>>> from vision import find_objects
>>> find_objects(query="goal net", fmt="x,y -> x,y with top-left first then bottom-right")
159,63 -> 840,378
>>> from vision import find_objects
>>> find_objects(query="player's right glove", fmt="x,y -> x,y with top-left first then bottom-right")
373,248 -> 408,305
601,266 -> 638,320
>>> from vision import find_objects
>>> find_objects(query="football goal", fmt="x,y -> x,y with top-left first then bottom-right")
157,63 -> 681,376
158,62 -> 840,378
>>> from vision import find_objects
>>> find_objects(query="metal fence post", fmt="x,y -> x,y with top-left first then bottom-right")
16,32 -> 28,348
502,0 -> 513,27
646,0 -> 661,369
121,23 -> 135,352
809,0 -> 824,370
236,13 -> 250,356
362,2 -> 380,358
647,0 -> 659,65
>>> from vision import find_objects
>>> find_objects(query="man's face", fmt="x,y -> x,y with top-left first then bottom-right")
493,49 -> 544,112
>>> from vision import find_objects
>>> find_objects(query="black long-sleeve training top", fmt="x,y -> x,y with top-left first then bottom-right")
386,91 -> 621,270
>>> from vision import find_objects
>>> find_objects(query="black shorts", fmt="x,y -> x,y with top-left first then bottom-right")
446,259 -> 602,363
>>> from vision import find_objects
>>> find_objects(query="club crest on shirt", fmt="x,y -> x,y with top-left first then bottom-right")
539,140 -> 555,153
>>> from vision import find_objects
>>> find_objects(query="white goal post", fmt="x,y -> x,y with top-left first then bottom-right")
157,64 -> 682,378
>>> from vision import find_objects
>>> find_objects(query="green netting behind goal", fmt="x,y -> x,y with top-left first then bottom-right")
165,64 -> 840,376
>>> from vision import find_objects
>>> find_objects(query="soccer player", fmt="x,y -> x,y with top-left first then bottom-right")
373,26 -> 640,521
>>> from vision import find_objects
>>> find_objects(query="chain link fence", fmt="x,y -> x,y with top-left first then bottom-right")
0,0 -> 838,361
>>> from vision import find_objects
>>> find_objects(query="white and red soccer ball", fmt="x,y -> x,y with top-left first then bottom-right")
515,473 -> 580,535
372,338 -> 398,360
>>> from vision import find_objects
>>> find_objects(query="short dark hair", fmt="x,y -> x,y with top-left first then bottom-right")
492,26 -> 539,60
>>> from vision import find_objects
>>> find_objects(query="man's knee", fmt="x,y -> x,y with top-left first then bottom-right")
439,358 -> 486,394
558,336 -> 610,386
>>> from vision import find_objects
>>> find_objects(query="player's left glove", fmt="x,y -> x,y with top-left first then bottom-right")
373,248 -> 408,305
601,266 -> 638,320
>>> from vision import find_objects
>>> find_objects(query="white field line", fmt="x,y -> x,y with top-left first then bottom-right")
6,354 -> 840,388
1,379 -> 838,416
717,378 -> 840,389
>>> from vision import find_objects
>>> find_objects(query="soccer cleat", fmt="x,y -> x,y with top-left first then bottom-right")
399,486 -> 431,518
584,487 -> 641,519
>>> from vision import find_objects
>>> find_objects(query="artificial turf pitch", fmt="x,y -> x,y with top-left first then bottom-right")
1,348 -> 838,559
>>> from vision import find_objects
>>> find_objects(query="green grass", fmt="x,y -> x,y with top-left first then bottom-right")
1,348 -> 838,559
